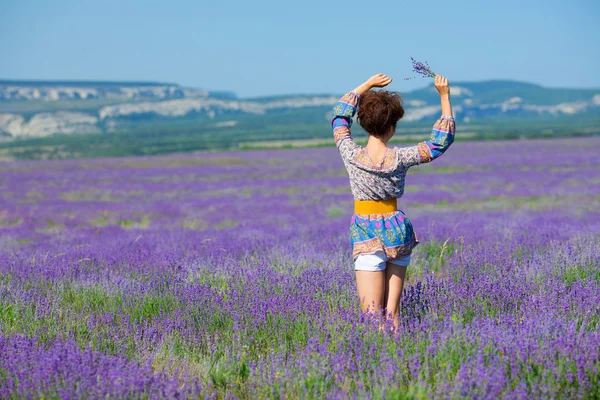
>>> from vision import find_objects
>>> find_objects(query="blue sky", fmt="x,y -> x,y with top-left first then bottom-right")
1,0 -> 598,97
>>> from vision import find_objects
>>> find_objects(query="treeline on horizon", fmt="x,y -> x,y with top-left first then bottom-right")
1,112 -> 598,160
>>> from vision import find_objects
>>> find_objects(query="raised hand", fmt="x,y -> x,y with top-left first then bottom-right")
434,75 -> 449,96
367,73 -> 393,88
354,73 -> 393,96
434,75 -> 453,116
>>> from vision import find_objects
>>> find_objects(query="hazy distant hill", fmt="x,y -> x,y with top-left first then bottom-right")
407,80 -> 599,105
0,79 -> 598,160
1,79 -> 598,140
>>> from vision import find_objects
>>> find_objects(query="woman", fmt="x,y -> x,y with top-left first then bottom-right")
331,73 -> 455,333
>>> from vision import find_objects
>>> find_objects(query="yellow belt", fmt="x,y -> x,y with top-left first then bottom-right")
354,198 -> 397,214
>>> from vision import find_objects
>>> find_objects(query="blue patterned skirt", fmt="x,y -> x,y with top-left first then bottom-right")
349,210 -> 419,261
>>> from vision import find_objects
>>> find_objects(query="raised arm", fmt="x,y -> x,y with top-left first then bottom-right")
332,74 -> 393,162
396,75 -> 455,168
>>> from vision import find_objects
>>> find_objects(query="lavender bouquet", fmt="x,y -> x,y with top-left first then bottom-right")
404,57 -> 452,86
404,57 -> 436,80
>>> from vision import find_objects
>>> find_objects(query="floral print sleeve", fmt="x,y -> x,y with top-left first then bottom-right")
331,91 -> 361,163
395,115 -> 456,168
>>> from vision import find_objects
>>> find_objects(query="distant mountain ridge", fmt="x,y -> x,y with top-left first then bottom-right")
406,80 -> 599,106
0,80 -> 177,87
0,80 -> 205,102
0,79 -> 598,139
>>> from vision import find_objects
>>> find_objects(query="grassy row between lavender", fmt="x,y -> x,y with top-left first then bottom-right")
1,138 -> 600,398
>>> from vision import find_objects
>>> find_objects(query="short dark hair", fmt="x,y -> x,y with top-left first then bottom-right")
357,90 -> 405,138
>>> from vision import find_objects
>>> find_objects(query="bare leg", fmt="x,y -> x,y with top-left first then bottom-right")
355,270 -> 385,326
382,262 -> 407,333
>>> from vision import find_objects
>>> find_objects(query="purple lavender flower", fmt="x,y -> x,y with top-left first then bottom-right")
405,57 -> 437,80
0,138 -> 599,398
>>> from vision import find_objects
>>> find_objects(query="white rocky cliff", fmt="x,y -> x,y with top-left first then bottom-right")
0,81 -> 598,139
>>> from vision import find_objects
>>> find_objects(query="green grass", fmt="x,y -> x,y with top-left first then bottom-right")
1,107 -> 598,160
409,238 -> 458,279
117,214 -> 151,229
408,194 -> 598,212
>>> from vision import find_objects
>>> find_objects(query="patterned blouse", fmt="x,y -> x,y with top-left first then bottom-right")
332,90 -> 456,261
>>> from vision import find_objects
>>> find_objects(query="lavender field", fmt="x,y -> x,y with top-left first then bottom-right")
1,137 -> 599,399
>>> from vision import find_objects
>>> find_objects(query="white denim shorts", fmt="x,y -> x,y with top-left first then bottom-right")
354,250 -> 411,271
